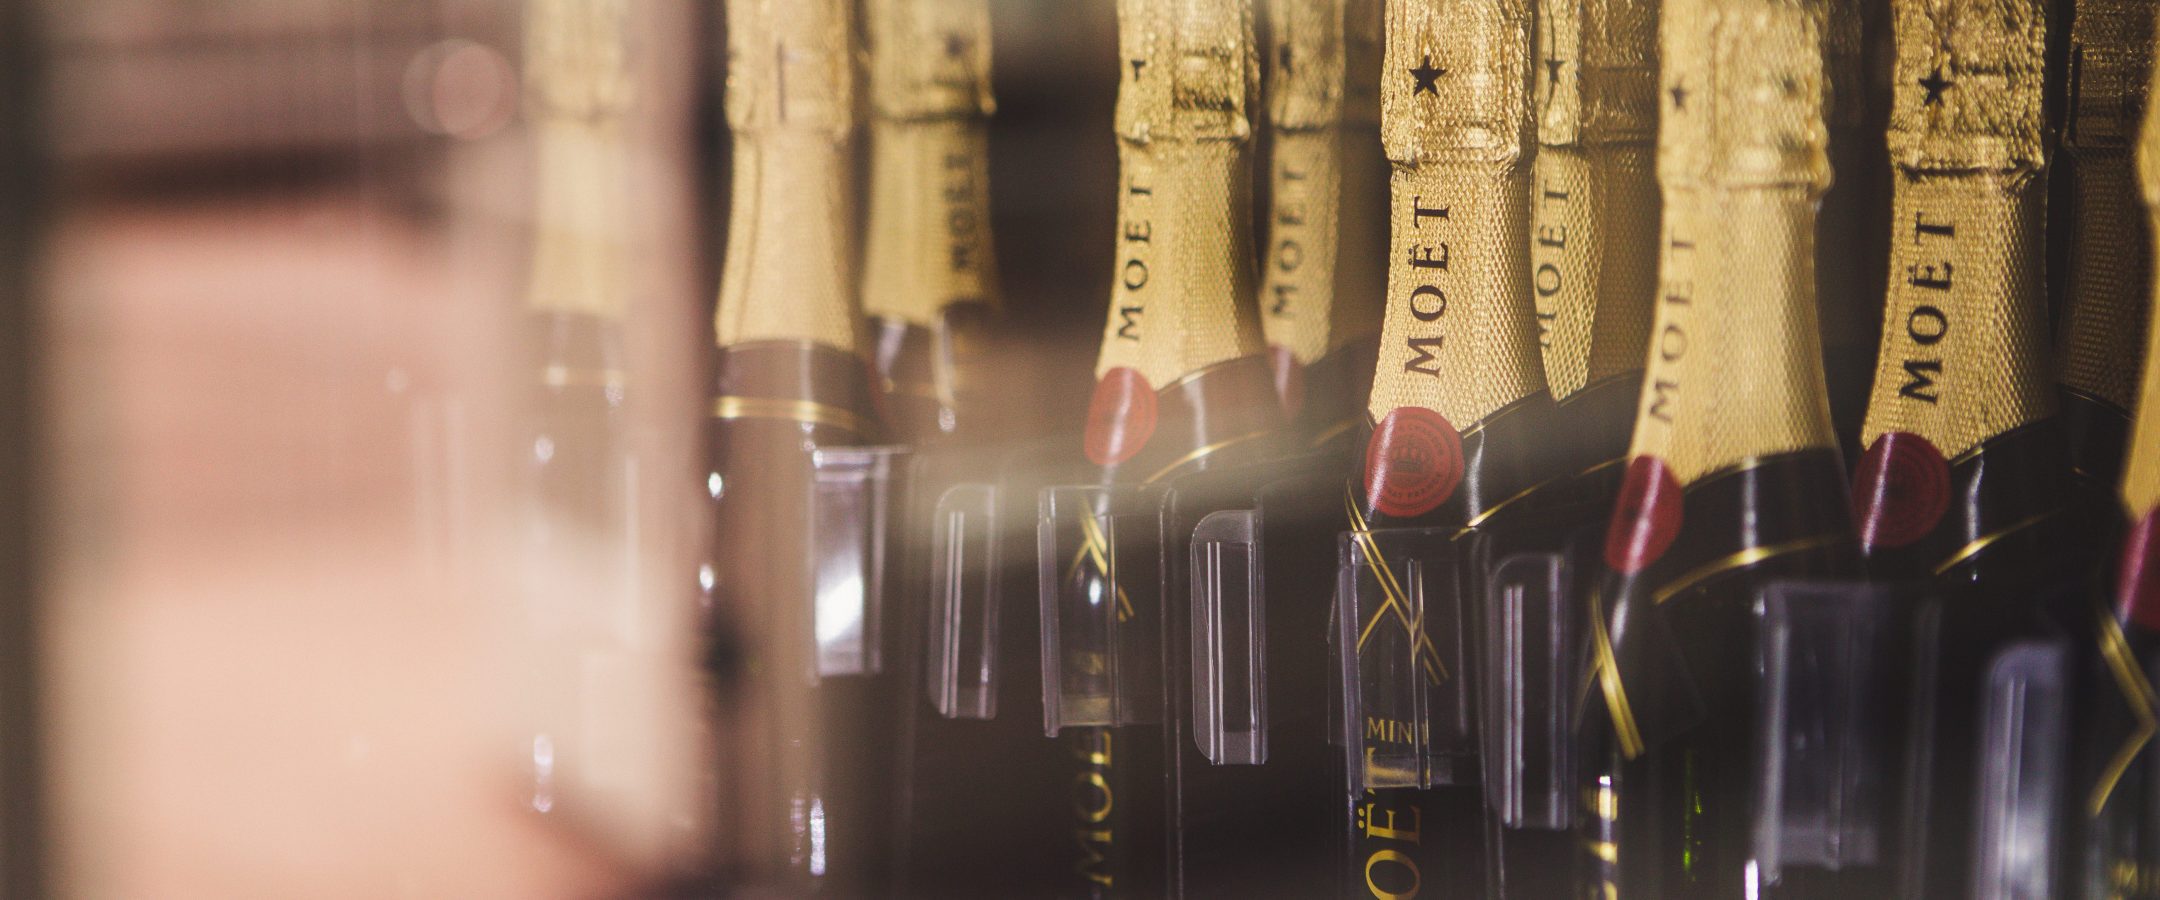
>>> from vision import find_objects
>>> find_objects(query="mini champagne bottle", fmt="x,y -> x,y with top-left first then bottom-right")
1049,1 -> 1282,895
708,0 -> 895,891
1845,0 -> 2068,893
1340,0 -> 1555,894
1583,1 -> 1861,896
516,0 -> 642,829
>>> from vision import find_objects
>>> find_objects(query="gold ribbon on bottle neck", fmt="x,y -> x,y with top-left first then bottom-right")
1363,0 -> 1547,428
523,0 -> 636,320
1626,0 -> 1836,487
1093,0 -> 1267,386
1529,0 -> 1657,401
860,0 -> 1000,328
715,0 -> 865,353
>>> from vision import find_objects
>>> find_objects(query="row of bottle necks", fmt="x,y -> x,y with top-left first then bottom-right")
606,317 -> 2152,899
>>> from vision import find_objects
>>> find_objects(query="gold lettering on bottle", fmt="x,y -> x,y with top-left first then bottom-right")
1355,795 -> 1424,899
1071,728 -> 1116,888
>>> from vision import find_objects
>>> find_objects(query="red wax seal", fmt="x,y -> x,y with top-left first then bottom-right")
1269,345 -> 1305,419
1362,406 -> 1464,518
1083,367 -> 1159,466
2119,508 -> 2160,632
1603,455 -> 1684,574
1850,431 -> 1950,550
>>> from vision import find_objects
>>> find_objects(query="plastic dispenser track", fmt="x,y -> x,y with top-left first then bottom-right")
1038,484 -> 1166,735
925,480 -> 999,718
1752,581 -> 1901,885
806,445 -> 909,680
1335,526 -> 1475,792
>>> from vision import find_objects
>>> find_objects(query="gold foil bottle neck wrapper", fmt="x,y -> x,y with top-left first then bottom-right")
862,120 -> 1000,326
1658,0 -> 1830,194
1259,0 -> 1384,365
2057,152 -> 2153,410
1884,0 -> 2046,173
1628,192 -> 1839,485
725,0 -> 856,137
1535,0 -> 1658,147
1629,0 -> 1837,483
525,0 -> 636,122
1858,175 -> 2055,459
1096,2 -> 1265,385
716,0 -> 867,352
1116,0 -> 1261,146
1259,125 -> 1386,364
2124,60 -> 2160,516
1381,0 -> 1534,167
1365,163 -> 1548,428
1265,0 -> 1346,130
865,0 -> 996,121
2065,0 -> 2157,154
525,118 -> 634,319
2057,0 -> 2156,410
522,0 -> 635,319
1094,139 -> 1265,385
1532,144 -> 1659,400
1858,0 -> 2053,460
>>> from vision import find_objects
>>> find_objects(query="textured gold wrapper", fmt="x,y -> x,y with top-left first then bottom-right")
1364,0 -> 1547,427
1857,0 -> 2053,460
861,0 -> 999,326
2057,0 -> 2156,412
1530,0 -> 1657,400
2128,60 -> 2160,517
1257,0 -> 1384,365
1627,0 -> 1835,486
1094,0 -> 1266,386
523,0 -> 636,320
715,0 -> 864,352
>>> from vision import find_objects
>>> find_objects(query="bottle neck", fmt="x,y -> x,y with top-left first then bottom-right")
1624,0 -> 1837,489
2056,0 -> 2156,417
1859,0 -> 2054,462
861,120 -> 998,329
1529,0 -> 1658,404
1082,0 -> 1279,479
1092,0 -> 1266,390
1258,0 -> 1383,369
522,0 -> 635,322
860,0 -> 998,331
715,0 -> 863,355
1363,0 -> 1546,432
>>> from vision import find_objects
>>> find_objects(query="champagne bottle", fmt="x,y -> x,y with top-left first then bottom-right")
1528,0 -> 1660,500
1848,2 -> 2066,893
517,0 -> 640,826
1509,0 -> 1660,895
1343,0 -> 1550,894
2068,67 -> 2160,900
1585,1 -> 1859,897
861,0 -> 1002,445
1059,2 -> 1279,894
709,0 -> 892,890
1258,0 -> 1386,450
2055,0 -> 2155,514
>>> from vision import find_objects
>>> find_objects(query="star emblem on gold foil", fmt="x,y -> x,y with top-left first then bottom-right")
1919,66 -> 1954,106
1409,55 -> 1445,96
